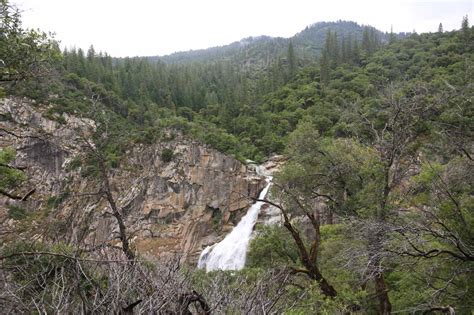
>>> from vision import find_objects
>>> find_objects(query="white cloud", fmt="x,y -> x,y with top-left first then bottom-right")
12,0 -> 473,57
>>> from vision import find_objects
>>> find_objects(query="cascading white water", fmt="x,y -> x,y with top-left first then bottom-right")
197,168 -> 271,271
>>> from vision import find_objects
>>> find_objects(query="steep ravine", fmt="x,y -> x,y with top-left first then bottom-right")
197,168 -> 272,271
197,159 -> 285,271
0,97 -> 265,264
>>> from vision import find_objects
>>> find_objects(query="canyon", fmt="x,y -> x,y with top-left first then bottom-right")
0,97 -> 270,264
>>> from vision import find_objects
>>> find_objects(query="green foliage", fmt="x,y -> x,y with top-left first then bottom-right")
283,122 -> 386,218
409,158 -> 474,261
2,7 -> 473,313
205,206 -> 223,231
46,191 -> 70,210
50,20 -> 389,161
66,156 -> 82,171
7,204 -> 28,220
247,225 -> 299,268
265,25 -> 473,312
160,148 -> 174,163
79,155 -> 101,178
0,147 -> 26,192
248,223 -> 370,313
2,241 -> 76,283
0,0 -> 60,84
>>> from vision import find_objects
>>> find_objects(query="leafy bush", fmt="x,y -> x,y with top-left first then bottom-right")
0,148 -> 26,191
46,191 -> 70,209
161,148 -> 174,162
7,205 -> 28,220
247,225 -> 299,268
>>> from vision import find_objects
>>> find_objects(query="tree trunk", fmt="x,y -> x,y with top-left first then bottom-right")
99,159 -> 135,261
372,164 -> 392,314
283,217 -> 337,298
374,272 -> 391,314
316,273 -> 338,298
368,226 -> 391,315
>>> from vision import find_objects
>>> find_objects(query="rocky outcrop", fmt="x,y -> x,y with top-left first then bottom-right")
0,97 -> 264,263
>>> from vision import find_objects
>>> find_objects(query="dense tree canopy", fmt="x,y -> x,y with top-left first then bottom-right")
1,1 -> 473,312
0,0 -> 59,86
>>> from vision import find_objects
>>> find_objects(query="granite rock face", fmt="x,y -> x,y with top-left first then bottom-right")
0,97 -> 264,263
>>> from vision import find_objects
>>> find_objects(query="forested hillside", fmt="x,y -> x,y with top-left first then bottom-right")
1,0 -> 473,313
8,19 -> 396,161
157,21 -> 385,65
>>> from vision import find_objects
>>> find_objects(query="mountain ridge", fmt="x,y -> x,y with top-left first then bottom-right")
143,20 -> 389,66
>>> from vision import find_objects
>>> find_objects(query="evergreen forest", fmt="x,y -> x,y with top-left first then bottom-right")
1,0 -> 473,313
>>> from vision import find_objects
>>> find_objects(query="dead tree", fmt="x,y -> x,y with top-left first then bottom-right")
356,82 -> 438,314
80,136 -> 135,261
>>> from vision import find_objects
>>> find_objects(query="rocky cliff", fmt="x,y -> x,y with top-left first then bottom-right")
0,97 -> 265,263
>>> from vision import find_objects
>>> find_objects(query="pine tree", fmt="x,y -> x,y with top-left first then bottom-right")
362,27 -> 371,54
87,45 -> 96,61
389,25 -> 396,44
0,0 -> 58,83
345,34 -> 353,64
332,32 -> 340,66
319,50 -> 330,85
324,30 -> 340,68
461,15 -> 469,32
324,30 -> 332,55
352,37 -> 361,64
76,48 -> 86,76
287,40 -> 296,79
341,35 -> 347,63
369,28 -> 380,51
461,15 -> 471,45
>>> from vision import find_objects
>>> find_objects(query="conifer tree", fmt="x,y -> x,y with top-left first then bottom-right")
344,34 -> 353,63
461,15 -> 469,32
87,45 -> 96,61
287,40 -> 296,80
341,35 -> 348,63
369,28 -> 380,51
362,27 -> 371,54
333,32 -> 340,66
352,36 -> 361,64
324,30 -> 340,68
0,0 -> 59,83
319,50 -> 330,85
389,25 -> 396,44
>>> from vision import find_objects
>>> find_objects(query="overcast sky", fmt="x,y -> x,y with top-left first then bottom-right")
12,0 -> 473,57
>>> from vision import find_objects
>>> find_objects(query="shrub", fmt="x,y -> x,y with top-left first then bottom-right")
7,205 -> 28,220
161,148 -> 174,163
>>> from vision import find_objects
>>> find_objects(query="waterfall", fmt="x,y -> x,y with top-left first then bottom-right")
197,169 -> 271,271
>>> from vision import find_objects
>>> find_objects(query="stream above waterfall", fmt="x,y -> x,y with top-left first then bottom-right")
197,167 -> 272,271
